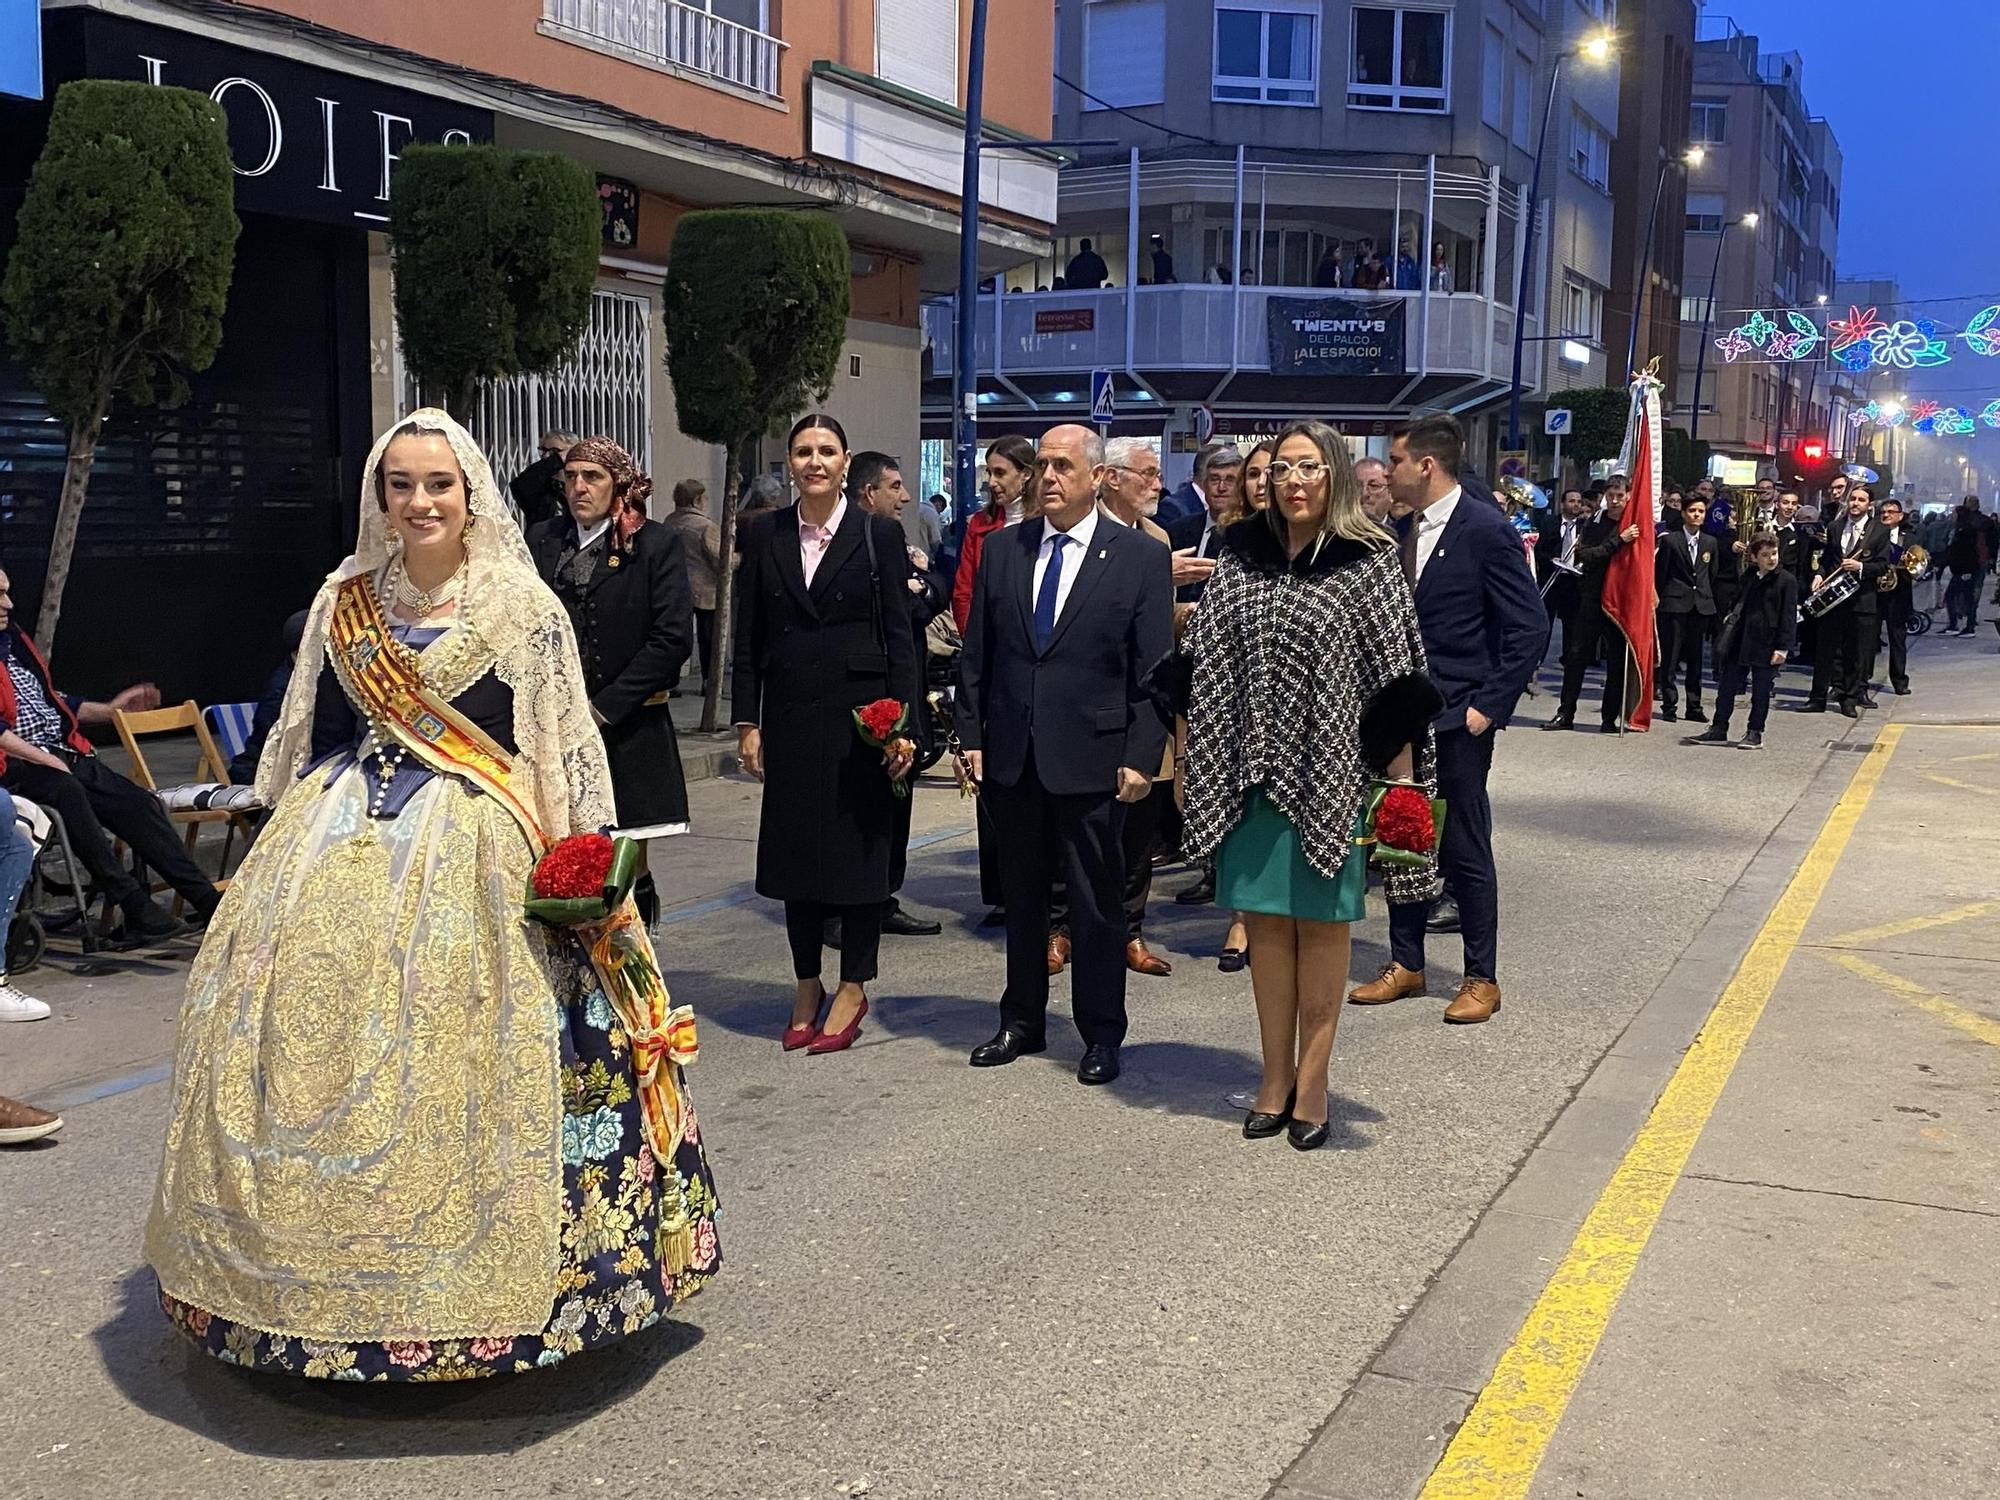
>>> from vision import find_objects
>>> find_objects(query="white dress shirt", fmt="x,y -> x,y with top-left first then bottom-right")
1683,527 -> 1702,563
1559,517 -> 1579,565
1032,507 -> 1101,627
1412,486 -> 1462,582
574,516 -> 613,550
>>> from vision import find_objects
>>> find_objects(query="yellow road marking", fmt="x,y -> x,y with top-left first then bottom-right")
1924,772 -> 1999,797
1831,952 -> 2000,1049
1826,900 -> 2000,949
1416,724 -> 1904,1500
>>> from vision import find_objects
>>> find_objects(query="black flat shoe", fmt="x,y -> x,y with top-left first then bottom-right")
882,903 -> 943,937
1218,946 -> 1248,974
1077,1044 -> 1121,1085
1288,1118 -> 1330,1151
1540,714 -> 1574,731
1426,896 -> 1461,934
969,1028 -> 1046,1067
1243,1087 -> 1295,1139
979,907 -> 1008,928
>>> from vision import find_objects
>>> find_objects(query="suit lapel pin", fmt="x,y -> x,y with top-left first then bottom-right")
1098,550 -> 1107,560
608,554 -> 622,568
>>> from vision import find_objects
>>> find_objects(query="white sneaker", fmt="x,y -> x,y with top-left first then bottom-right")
0,983 -> 50,1022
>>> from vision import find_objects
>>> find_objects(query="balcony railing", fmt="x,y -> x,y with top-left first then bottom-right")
542,0 -> 785,98
925,285 -> 1523,386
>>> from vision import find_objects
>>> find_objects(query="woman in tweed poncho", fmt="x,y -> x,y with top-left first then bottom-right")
1180,421 -> 1440,1150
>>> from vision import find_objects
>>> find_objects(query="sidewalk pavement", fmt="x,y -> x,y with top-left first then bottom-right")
1277,640 -> 2000,1500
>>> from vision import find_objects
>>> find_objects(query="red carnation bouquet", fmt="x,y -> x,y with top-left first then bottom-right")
524,832 -> 641,925
1363,780 -> 1446,869
853,697 -> 917,800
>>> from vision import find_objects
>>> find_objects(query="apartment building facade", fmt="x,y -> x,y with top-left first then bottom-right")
924,0 -> 1631,477
1675,18 -> 1847,475
0,0 -> 1054,696
1603,0 -> 1694,401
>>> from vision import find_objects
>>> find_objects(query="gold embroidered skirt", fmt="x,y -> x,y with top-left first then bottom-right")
145,762 -> 720,1373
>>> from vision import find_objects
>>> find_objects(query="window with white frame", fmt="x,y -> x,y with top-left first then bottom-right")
1570,109 -> 1610,189
1510,50 -> 1534,147
1085,0 -> 1166,108
1480,24 -> 1504,129
1679,293 -> 1709,323
1690,95 -> 1727,145
1348,5 -> 1448,112
1684,191 -> 1724,233
1561,278 -> 1604,343
877,0 -> 959,106
1214,2 -> 1319,106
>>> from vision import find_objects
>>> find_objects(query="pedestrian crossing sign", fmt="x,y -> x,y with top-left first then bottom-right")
1090,368 -> 1116,425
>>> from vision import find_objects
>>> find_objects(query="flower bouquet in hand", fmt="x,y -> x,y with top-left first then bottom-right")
522,831 -> 700,1162
1361,781 -> 1447,869
854,697 -> 917,799
523,832 -> 642,926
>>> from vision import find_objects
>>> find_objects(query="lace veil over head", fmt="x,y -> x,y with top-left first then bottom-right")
254,409 -> 616,842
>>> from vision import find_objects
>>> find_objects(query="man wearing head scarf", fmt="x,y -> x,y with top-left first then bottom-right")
528,437 -> 693,925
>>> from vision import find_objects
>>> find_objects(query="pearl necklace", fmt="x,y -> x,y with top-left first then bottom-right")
390,556 -> 467,618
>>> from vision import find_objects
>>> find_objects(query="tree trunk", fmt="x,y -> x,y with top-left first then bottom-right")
699,445 -> 742,734
446,375 -> 478,424
36,404 -> 109,656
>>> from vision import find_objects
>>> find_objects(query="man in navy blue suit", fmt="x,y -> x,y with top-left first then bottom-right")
1348,414 -> 1547,1024
956,424 -> 1175,1085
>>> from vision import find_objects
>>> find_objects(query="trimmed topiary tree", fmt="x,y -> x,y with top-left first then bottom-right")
389,143 -> 600,418
1,80 -> 239,653
663,209 -> 851,731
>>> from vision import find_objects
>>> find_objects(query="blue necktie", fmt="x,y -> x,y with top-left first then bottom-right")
1034,533 -> 1070,652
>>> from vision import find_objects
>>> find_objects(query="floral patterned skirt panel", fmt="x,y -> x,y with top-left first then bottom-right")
157,945 -> 721,1380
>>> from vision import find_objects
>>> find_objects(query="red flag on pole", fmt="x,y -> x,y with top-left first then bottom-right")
1602,374 -> 1661,730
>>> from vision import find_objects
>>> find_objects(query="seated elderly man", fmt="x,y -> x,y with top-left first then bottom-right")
0,569 -> 219,945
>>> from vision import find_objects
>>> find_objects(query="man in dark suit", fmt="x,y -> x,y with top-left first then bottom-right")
1350,414 -> 1546,1025
1802,484 -> 1890,717
1158,440 -> 1241,526
956,424 -> 1174,1085
1535,487 -> 1590,661
1545,483 -> 1642,733
1876,497 -> 1915,696
1774,490 -> 1818,664
1164,445 -> 1240,603
1653,493 -> 1720,723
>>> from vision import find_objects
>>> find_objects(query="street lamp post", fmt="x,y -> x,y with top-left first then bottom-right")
1508,29 -> 1612,450
1689,211 -> 1757,447
1624,145 -> 1702,380
950,0 -> 992,529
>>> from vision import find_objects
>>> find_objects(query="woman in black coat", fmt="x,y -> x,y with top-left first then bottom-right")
529,437 -> 692,925
734,414 -> 917,1055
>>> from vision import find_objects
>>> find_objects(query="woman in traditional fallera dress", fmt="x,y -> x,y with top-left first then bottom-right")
144,411 -> 719,1380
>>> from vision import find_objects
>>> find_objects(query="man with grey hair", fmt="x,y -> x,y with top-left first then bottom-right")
1354,456 -> 1394,524
1165,443 -> 1242,603
1159,439 -> 1242,524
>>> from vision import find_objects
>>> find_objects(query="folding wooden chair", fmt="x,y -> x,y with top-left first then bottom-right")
111,699 -> 256,917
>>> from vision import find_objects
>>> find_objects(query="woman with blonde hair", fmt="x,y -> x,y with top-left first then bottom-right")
1180,420 -> 1440,1149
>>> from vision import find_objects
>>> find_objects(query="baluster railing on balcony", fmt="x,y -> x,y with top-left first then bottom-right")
542,0 -> 784,98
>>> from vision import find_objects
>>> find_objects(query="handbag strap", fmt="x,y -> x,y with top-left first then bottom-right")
862,512 -> 888,662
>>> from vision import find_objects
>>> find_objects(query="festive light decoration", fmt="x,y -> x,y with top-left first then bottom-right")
1847,397 -> 1997,436
1982,399 -> 2000,429
1712,308 -> 1824,364
1836,316 -> 1953,371
1827,305 -> 1884,356
1908,399 -> 1942,425
1962,306 -> 2000,357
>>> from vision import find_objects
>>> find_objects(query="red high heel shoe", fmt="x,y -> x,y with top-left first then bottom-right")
782,984 -> 827,1051
806,994 -> 868,1054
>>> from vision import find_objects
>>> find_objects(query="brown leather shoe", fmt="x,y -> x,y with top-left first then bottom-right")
1348,962 -> 1425,1005
0,1094 -> 63,1145
1125,939 -> 1172,977
1047,933 -> 1072,975
1443,978 -> 1502,1024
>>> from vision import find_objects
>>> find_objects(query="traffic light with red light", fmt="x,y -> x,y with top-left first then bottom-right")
1785,435 -> 1839,490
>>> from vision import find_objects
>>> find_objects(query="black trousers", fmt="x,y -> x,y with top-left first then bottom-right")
784,899 -> 881,985
1656,610 -> 1710,711
986,752 -> 1128,1047
975,795 -> 1004,907
1052,776 -> 1165,940
1558,596 -> 1625,724
4,753 -> 219,914
1544,576 -> 1579,662
1881,590 -> 1909,692
1810,602 -> 1874,707
1389,727 -> 1498,982
690,606 -> 718,685
1713,662 -> 1777,735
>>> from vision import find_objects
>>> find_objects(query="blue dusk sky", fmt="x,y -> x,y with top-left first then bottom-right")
1707,0 -> 1992,305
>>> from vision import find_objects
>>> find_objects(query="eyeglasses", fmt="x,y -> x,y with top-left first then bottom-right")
1113,466 -> 1162,482
1267,460 -> 1329,483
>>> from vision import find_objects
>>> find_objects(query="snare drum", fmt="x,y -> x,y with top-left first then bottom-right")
1801,570 -> 1860,618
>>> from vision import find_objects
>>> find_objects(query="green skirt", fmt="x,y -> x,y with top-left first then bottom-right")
1215,788 -> 1368,924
